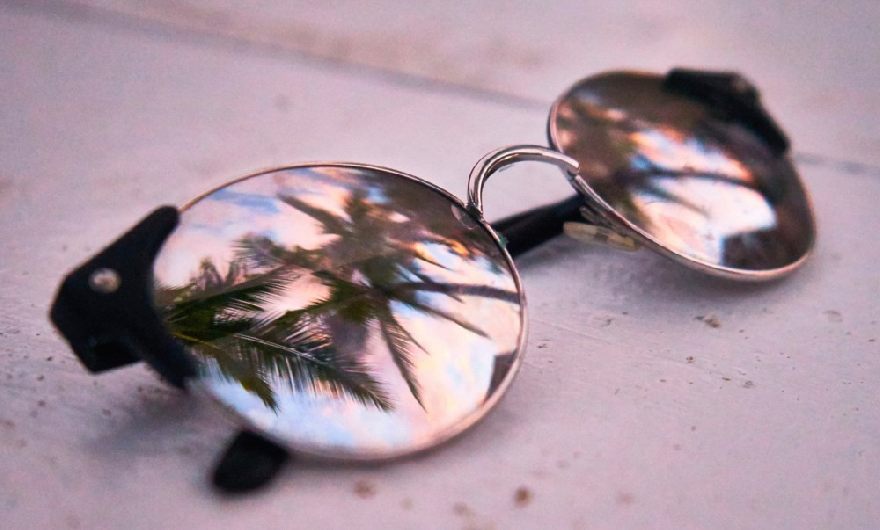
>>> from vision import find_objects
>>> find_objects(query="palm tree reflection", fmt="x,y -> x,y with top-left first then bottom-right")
561,93 -> 772,229
156,180 -> 518,414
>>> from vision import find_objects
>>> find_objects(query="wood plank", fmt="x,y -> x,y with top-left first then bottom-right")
0,5 -> 878,530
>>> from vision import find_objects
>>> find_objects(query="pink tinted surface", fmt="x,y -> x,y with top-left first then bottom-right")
1,2 -> 878,529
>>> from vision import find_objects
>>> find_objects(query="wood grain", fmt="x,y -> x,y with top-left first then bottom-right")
0,3 -> 878,529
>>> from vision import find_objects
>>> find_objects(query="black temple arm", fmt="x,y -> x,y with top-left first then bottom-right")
49,206 -> 196,388
212,430 -> 291,493
491,195 -> 584,257
664,68 -> 790,155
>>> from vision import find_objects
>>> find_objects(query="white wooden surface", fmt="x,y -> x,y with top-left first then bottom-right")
1,1 -> 878,529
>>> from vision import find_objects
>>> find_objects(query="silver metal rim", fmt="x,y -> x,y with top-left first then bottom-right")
467,144 -> 580,216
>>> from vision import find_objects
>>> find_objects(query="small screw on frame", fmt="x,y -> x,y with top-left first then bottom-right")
89,268 -> 121,293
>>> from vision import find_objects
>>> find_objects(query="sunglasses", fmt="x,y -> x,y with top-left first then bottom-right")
49,68 -> 815,492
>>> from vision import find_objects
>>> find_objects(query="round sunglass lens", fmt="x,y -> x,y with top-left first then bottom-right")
153,165 -> 524,459
549,71 -> 815,278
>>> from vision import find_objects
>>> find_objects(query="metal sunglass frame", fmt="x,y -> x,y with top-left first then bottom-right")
48,67 -> 810,493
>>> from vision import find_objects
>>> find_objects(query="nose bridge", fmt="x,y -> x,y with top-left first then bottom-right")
466,145 -> 580,216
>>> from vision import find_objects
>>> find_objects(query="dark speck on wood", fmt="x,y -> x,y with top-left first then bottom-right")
353,480 -> 376,499
514,486 -> 532,507
616,491 -> 635,505
696,315 -> 721,328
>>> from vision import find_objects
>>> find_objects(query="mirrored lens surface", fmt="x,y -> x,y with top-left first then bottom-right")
153,165 -> 524,459
549,71 -> 815,277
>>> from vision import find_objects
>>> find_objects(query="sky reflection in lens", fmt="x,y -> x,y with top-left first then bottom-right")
153,165 -> 523,458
